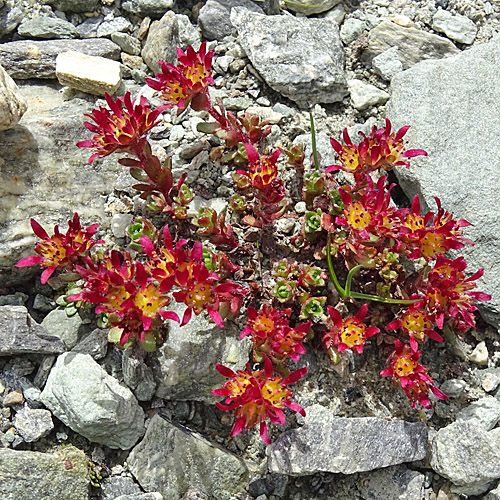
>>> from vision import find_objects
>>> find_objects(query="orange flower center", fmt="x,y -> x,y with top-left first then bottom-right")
261,379 -> 290,407
254,315 -> 275,333
186,282 -> 213,312
420,231 -> 447,259
249,159 -> 278,187
344,202 -> 372,231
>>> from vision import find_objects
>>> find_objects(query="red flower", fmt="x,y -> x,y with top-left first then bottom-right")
386,305 -> 443,352
240,305 -> 311,365
212,355 -> 308,444
423,256 -> 491,332
239,144 -> 281,190
381,340 -> 448,409
16,213 -> 102,284
77,92 -> 167,163
327,119 -> 427,183
146,43 -> 214,112
399,195 -> 473,261
323,304 -> 379,354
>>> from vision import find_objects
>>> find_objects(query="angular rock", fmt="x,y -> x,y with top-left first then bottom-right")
0,62 -> 27,130
386,38 -> 500,327
177,14 -> 201,50
41,353 -> 145,450
285,0 -> 341,15
432,9 -> 477,45
115,494 -> 163,500
0,306 -> 65,356
431,420 -> 500,489
198,0 -> 263,41
43,0 -> 99,12
486,484 -> 500,500
96,17 -> 133,38
101,475 -> 143,499
122,0 -> 174,18
372,46 -> 403,81
231,8 -> 347,108
0,38 -> 121,79
0,1 -> 24,38
151,303 -> 250,401
141,10 -> 179,74
111,32 -> 142,56
348,79 -> 389,110
469,340 -> 488,365
340,18 -> 365,45
13,406 -> 54,442
128,414 -> 249,499
362,20 -> 460,69
72,328 -> 108,360
456,397 -> 500,431
268,405 -> 428,475
0,81 -> 122,286
122,351 -> 156,401
0,446 -> 89,499
41,308 -> 82,350
17,16 -> 80,40
56,50 -> 122,96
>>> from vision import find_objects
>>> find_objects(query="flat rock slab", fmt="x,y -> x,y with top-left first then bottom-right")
268,406 -> 427,476
0,38 -> 120,79
362,20 -> 459,69
0,305 -> 65,356
231,8 -> 347,109
386,37 -> 500,327
0,81 -> 122,286
41,352 -> 145,450
0,446 -> 90,500
128,414 -> 249,500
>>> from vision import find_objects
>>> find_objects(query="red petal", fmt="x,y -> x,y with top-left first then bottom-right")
259,421 -> 271,444
30,219 -> 49,240
215,363 -> 236,378
16,255 -> 43,268
283,366 -> 308,386
230,417 -> 246,437
40,266 -> 56,284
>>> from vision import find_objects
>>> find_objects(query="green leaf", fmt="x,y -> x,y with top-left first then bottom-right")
139,332 -> 157,352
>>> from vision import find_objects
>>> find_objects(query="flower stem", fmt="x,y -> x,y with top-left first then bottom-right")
344,265 -> 361,297
326,235 -> 346,298
310,112 -> 320,171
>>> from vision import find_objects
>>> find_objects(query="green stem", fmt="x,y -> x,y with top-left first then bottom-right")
310,112 -> 320,171
326,235 -> 346,298
349,291 -> 421,305
345,265 -> 361,297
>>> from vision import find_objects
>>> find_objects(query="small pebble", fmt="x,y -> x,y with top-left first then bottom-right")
482,372 -> 500,392
469,341 -> 489,365
3,390 -> 24,407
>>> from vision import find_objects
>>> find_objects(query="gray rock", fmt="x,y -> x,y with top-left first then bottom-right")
151,303 -> 250,401
440,378 -> 466,398
0,62 -> 27,130
101,475 -> 143,499
41,308 -> 82,349
0,292 -> 27,306
268,405 -> 428,475
41,353 -> 145,450
122,0 -> 174,18
456,397 -> 500,431
0,81 -> 121,286
71,328 -> 108,360
386,37 -> 500,327
32,294 -> 56,312
363,20 -> 460,70
115,494 -> 163,500
486,483 -> 500,500
431,420 -> 500,489
13,406 -> 54,442
372,46 -> 404,81
0,1 -> 24,38
141,10 -> 179,74
357,465 -> 425,500
0,306 -> 65,356
0,38 -> 120,79
111,213 -> 134,238
432,9 -> 477,45
0,446 -> 90,499
231,8 -> 347,109
111,32 -> 142,56
348,79 -> 389,110
122,351 -> 156,401
43,0 -> 99,12
75,16 -> 102,38
96,17 -> 132,38
198,0 -> 263,41
481,369 -> 500,393
340,18 -> 365,45
17,16 -> 79,39
176,14 -> 200,51
285,0 -> 341,15
128,414 -> 249,499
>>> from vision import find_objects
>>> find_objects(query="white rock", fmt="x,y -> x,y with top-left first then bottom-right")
348,79 -> 390,110
244,105 -> 283,124
469,341 -> 489,365
432,9 -> 477,45
0,63 -> 27,130
372,46 -> 403,81
55,51 -> 122,96
340,18 -> 365,45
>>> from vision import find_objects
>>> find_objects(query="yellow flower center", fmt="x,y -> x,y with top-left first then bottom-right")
261,379 -> 289,407
340,147 -> 361,172
402,310 -> 431,337
186,282 -> 213,312
394,354 -> 418,377
420,231 -> 447,259
403,213 -> 425,233
340,319 -> 366,348
39,239 -> 67,266
106,285 -> 130,310
254,315 -> 275,333
249,159 -> 277,187
227,373 -> 252,397
134,283 -> 164,317
184,62 -> 209,86
345,202 -> 372,231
